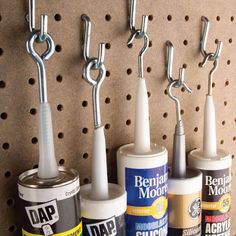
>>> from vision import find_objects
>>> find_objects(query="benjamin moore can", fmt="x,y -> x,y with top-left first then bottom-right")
189,149 -> 232,236
80,183 -> 127,236
117,143 -> 168,236
18,167 -> 82,236
168,168 -> 202,236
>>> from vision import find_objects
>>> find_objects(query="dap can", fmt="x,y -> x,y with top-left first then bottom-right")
117,144 -> 168,236
18,167 -> 82,236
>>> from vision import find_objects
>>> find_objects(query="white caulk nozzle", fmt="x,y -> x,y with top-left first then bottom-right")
203,95 -> 217,157
91,126 -> 109,200
38,103 -> 59,179
134,77 -> 151,154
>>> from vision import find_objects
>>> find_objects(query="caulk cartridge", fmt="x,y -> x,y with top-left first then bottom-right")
80,14 -> 126,236
117,76 -> 168,236
18,21 -> 82,236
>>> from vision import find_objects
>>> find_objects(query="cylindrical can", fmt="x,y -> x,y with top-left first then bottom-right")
18,167 -> 82,236
117,143 -> 168,236
168,168 -> 202,236
80,183 -> 127,235
188,149 -> 232,236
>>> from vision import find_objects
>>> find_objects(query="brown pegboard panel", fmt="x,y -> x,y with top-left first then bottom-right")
0,0 -> 236,235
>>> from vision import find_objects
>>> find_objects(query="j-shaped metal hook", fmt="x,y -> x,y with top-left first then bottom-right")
81,14 -> 105,69
200,16 -> 223,61
166,41 -> 192,93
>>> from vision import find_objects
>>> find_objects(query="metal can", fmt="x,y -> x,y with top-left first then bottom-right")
18,167 -> 82,236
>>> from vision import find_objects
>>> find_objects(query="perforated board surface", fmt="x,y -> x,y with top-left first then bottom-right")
0,0 -> 236,235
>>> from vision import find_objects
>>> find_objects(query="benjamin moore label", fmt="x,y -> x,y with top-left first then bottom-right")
201,168 -> 231,236
125,165 -> 168,236
82,215 -> 125,236
168,192 -> 201,236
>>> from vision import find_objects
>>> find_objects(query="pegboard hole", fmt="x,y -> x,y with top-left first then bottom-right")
83,153 -> 89,159
30,108 -> 37,115
127,43 -> 133,49
105,43 -> 111,49
0,80 -> 6,88
162,135 -> 167,140
231,16 -> 234,22
147,67 -> 152,73
8,225 -> 16,233
2,142 -> 10,150
0,48 -> 3,56
216,16 -> 220,21
127,68 -> 132,75
147,91 -> 151,97
105,97 -> 111,104
149,41 -> 152,47
59,159 -> 65,165
183,40 -> 188,46
54,14 -> 62,21
227,60 -> 231,65
232,154 -> 235,159
181,87 -> 185,92
105,123 -> 110,130
163,112 -> 168,118
105,14 -> 111,21
195,106 -> 200,112
82,101 -> 88,107
194,127 -> 198,132
57,104 -> 63,111
106,148 -> 110,154
0,14 -> 2,22
58,132 -> 64,139
84,178 -> 90,184
148,15 -> 153,21
164,89 -> 168,95
222,120 -> 226,126
5,171 -> 11,178
28,78 -> 35,85
212,82 -> 215,88
6,198 -> 15,207
225,80 -> 229,86
180,109 -> 184,115
229,38 -> 232,43
56,75 -> 63,82
183,63 -> 187,69
224,101 -> 227,106
185,15 -> 189,21
55,45 -> 62,52
31,137 -> 38,144
126,119 -> 131,126
215,39 -> 219,44
233,136 -> 236,141
126,94 -> 132,101
197,84 -> 201,90
167,15 -> 172,21
220,140 -> 224,145
106,71 -> 111,77
1,112 -> 7,120
82,128 -> 88,134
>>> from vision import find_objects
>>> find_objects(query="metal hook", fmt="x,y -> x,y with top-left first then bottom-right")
26,0 -> 48,42
83,58 -> 106,128
166,41 -> 192,93
26,31 -> 55,103
81,14 -> 106,69
128,27 -> 149,78
167,74 -> 192,122
200,16 -> 223,61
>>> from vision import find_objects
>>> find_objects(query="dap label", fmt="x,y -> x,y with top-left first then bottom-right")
125,165 -> 168,236
201,168 -> 231,236
82,215 -> 125,236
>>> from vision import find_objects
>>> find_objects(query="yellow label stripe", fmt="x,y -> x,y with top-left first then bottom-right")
22,222 -> 82,236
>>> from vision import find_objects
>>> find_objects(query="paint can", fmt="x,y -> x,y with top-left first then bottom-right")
117,143 -> 168,236
168,168 -> 202,236
188,149 -> 232,236
18,166 -> 82,236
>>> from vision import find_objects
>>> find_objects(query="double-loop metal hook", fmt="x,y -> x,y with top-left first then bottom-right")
200,16 -> 223,61
26,0 -> 48,42
128,0 -> 149,78
26,31 -> 55,103
166,41 -> 192,93
81,14 -> 105,70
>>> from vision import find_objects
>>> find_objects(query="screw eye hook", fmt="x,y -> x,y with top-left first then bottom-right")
200,16 -> 223,61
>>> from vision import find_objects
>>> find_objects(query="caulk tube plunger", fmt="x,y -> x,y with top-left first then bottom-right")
38,102 -> 59,178
134,77 -> 151,153
203,95 -> 217,157
172,120 -> 186,178
90,126 -> 109,200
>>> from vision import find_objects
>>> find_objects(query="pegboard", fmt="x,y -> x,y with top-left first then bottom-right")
0,0 -> 236,235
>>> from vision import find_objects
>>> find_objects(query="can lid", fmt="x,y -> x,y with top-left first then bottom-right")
80,183 -> 127,219
168,168 -> 202,195
18,167 -> 79,188
188,148 -> 232,170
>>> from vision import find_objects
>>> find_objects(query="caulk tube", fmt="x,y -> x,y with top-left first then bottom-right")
188,95 -> 232,236
117,77 -> 168,236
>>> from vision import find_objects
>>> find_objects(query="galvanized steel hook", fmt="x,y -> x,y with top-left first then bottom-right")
81,14 -> 105,69
166,41 -> 192,93
26,31 -> 55,103
200,16 -> 223,61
